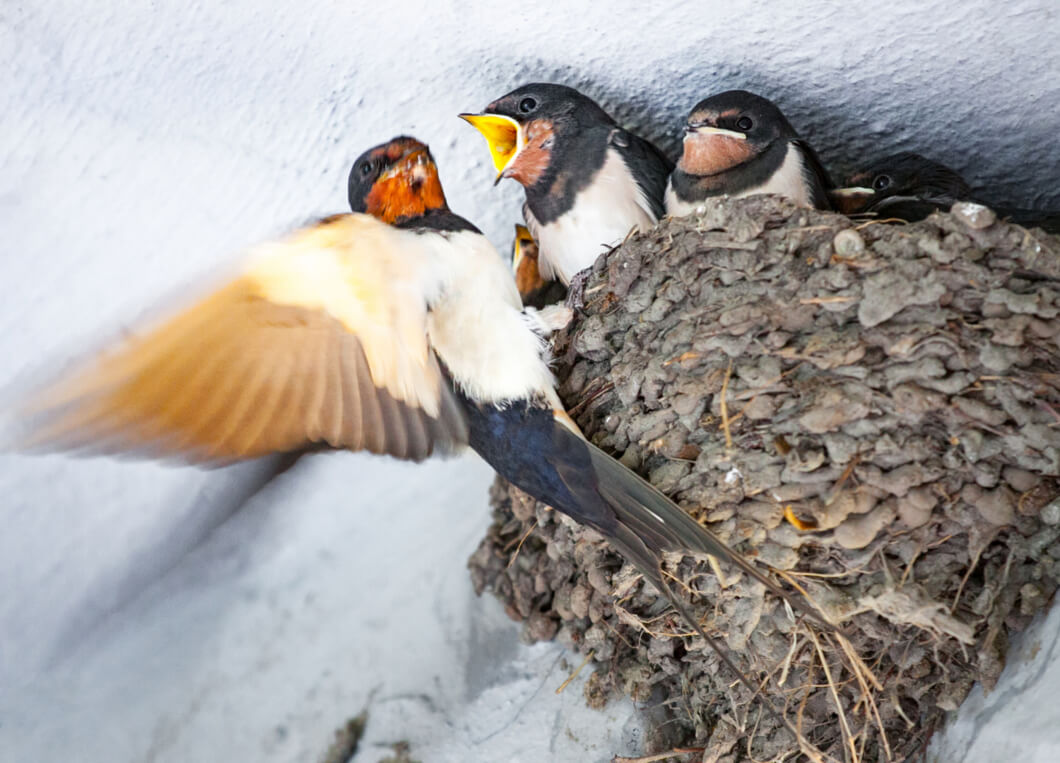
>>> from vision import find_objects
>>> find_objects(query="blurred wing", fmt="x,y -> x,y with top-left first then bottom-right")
18,214 -> 468,464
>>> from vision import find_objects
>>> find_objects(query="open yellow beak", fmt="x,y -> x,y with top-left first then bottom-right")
459,113 -> 524,180
511,223 -> 535,273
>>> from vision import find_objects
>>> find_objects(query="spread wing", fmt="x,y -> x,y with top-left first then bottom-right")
16,214 -> 468,464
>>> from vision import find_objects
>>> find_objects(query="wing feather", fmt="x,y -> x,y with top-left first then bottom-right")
316,327 -> 345,446
792,139 -> 835,210
338,333 -> 365,447
16,214 -> 468,464
610,130 -> 673,221
354,337 -> 387,454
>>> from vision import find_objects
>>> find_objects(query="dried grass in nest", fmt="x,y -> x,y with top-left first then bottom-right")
468,196 -> 1060,762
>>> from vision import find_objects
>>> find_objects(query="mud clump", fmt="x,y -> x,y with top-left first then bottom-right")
467,196 -> 1060,761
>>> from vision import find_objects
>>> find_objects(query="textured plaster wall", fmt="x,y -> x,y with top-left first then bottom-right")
2,2 -> 1059,761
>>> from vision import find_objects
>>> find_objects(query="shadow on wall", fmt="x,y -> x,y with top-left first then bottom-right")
39,454 -> 302,669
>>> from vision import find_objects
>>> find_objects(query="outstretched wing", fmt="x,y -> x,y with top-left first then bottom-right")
16,214 -> 468,464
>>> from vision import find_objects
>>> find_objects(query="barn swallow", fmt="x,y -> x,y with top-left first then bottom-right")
12,137 -> 833,724
510,224 -> 565,309
460,83 -> 673,288
829,151 -> 972,219
666,90 -> 832,216
346,135 -> 473,231
832,152 -> 1060,233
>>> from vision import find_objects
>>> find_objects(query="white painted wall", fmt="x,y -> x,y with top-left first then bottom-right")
2,2 -> 1058,761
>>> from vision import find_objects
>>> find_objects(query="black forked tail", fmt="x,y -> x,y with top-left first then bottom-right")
464,397 -> 836,734
465,397 -> 834,630
561,432 -> 833,631
556,432 -> 835,736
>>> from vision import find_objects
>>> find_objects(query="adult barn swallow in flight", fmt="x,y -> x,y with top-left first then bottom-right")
832,151 -> 1060,233
666,90 -> 832,216
13,137 -> 832,718
461,83 -> 673,288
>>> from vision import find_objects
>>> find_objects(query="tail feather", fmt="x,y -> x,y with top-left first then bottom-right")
584,439 -> 834,632
602,519 -> 800,736
541,421 -> 837,734
465,398 -> 833,736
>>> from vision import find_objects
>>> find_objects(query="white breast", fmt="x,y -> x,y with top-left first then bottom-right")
746,144 -> 813,206
425,230 -> 560,407
526,149 -> 658,286
664,143 -> 813,216
664,177 -> 698,217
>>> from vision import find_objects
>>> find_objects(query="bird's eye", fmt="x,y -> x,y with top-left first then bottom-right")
736,116 -> 754,131
360,161 -> 373,177
518,97 -> 537,114
873,174 -> 892,191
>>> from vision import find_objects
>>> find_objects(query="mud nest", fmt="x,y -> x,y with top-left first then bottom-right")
467,196 -> 1060,762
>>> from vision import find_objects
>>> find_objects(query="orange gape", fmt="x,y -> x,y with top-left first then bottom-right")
363,143 -> 448,223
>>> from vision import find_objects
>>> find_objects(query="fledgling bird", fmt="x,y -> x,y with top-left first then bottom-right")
829,151 -> 973,220
460,83 -> 673,288
666,90 -> 832,216
832,151 -> 1060,233
510,224 -> 565,310
11,137 -> 833,726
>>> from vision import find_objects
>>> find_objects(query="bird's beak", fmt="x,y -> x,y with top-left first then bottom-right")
381,145 -> 432,183
828,186 -> 875,214
511,224 -> 534,273
459,113 -> 524,183
684,124 -> 747,140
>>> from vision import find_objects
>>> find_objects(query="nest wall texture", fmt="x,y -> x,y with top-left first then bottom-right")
468,197 -> 1060,761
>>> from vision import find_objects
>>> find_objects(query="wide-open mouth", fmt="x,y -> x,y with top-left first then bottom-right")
459,113 -> 524,180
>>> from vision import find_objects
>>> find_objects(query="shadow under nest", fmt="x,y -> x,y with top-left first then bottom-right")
467,196 -> 1060,763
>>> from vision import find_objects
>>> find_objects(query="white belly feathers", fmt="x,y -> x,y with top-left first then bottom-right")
526,149 -> 658,285
425,230 -> 559,407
